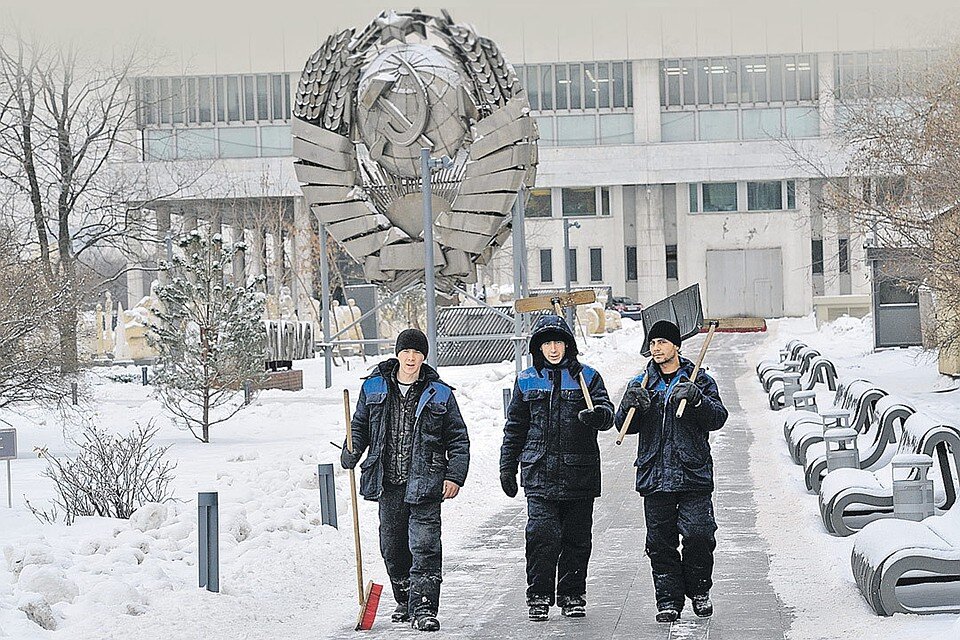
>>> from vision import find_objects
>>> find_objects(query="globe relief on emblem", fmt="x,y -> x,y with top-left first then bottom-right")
292,9 -> 539,289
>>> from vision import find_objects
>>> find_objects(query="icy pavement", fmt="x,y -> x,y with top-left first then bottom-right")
337,332 -> 792,639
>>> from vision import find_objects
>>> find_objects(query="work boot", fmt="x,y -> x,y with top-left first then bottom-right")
528,594 -> 550,622
391,603 -> 409,623
655,607 -> 680,623
691,594 -> 713,617
558,595 -> 586,618
411,615 -> 440,632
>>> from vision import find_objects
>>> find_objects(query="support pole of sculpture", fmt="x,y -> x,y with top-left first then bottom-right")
421,148 -> 439,369
320,221 -> 333,388
512,189 -> 527,375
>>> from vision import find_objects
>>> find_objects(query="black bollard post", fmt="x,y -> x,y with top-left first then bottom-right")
317,463 -> 338,528
198,492 -> 219,593
71,382 -> 78,406
243,380 -> 252,406
141,366 -> 148,386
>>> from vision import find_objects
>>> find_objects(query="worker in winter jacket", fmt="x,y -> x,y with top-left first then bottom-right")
500,315 -> 615,622
616,320 -> 728,624
340,328 -> 470,633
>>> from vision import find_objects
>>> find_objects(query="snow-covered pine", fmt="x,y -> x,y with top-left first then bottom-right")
151,231 -> 266,443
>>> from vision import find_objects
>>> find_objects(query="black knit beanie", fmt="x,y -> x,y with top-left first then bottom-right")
647,320 -> 682,348
395,328 -> 429,357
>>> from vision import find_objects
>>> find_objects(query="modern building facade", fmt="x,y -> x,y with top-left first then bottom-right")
124,0 -> 957,318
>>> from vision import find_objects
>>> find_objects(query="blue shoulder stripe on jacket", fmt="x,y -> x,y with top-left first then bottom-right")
362,375 -> 387,395
415,381 -> 452,418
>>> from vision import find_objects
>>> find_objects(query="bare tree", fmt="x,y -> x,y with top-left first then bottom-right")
0,29 -> 198,373
795,44 -> 960,353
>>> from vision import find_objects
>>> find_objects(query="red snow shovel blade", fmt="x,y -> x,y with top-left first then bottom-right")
355,581 -> 383,631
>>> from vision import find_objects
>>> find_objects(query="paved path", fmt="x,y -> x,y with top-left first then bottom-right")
338,333 -> 792,639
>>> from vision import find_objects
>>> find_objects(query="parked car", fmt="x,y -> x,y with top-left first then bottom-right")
606,296 -> 643,321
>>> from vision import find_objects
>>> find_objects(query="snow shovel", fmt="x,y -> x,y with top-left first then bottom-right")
343,389 -> 382,630
616,285 -> 707,444
514,289 -> 597,408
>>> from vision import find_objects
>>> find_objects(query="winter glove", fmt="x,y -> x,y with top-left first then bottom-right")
500,470 -> 518,498
670,381 -> 703,407
340,444 -> 360,470
578,406 -> 612,430
621,382 -> 651,414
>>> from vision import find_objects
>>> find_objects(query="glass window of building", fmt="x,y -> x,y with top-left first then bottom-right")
536,117 -> 556,146
555,64 -> 569,109
811,239 -> 824,275
242,75 -> 256,121
665,245 -> 678,279
261,125 -> 293,156
569,63 -> 582,109
256,75 -> 270,121
702,183 -> 737,212
784,107 -> 819,138
698,110 -> 738,141
176,128 -> 217,159
599,114 -> 634,144
225,77 -> 241,122
625,245 -> 638,281
839,237 -> 850,274
661,53 -> 818,107
612,62 -> 626,108
557,115 -> 595,147
568,248 -> 578,282
525,188 -> 553,217
219,127 -> 258,158
198,78 -> 212,123
590,247 -> 603,282
742,108 -> 782,139
689,183 -> 699,212
787,180 -> 796,209
600,187 -> 611,216
144,129 -> 176,161
540,249 -> 553,283
747,181 -> 783,210
661,111 -> 695,142
540,65 -> 554,110
583,63 -> 598,109
562,187 -> 598,216
215,77 -> 226,122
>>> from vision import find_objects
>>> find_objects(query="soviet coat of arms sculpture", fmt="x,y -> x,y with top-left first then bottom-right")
292,9 -> 538,290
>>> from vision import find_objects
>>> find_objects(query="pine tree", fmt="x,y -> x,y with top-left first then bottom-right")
152,231 -> 265,443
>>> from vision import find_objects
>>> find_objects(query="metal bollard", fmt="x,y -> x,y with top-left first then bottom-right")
892,454 -> 935,521
71,382 -> 78,405
824,428 -> 859,472
792,390 -> 818,413
782,372 -> 802,408
317,463 -> 338,528
502,388 -> 511,420
141,366 -> 148,386
198,492 -> 220,593
820,408 -> 852,434
243,380 -> 252,406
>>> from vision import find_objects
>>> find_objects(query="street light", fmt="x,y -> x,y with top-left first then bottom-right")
420,148 -> 454,370
563,219 -> 581,328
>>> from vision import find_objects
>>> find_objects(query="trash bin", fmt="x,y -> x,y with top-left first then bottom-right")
782,372 -> 802,408
824,427 -> 859,472
792,390 -> 818,413
820,408 -> 852,434
891,454 -> 935,521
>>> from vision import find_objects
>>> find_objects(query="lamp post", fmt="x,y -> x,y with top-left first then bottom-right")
562,219 -> 581,328
420,148 -> 453,370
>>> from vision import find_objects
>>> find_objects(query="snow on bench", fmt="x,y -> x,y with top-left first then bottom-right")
803,395 -> 915,493
755,339 -> 807,380
819,412 -> 960,537
760,346 -> 822,392
852,502 -> 960,615
767,356 -> 838,411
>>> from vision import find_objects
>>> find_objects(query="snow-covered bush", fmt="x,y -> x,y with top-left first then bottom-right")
27,423 -> 176,525
151,232 -> 266,443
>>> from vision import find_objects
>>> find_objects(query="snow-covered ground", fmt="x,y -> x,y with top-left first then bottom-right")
2,315 -> 959,639
741,314 -> 960,640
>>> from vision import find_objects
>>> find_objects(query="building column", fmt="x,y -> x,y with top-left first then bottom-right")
818,55 -> 836,138
248,222 -> 266,293
270,229 -> 285,295
292,196 -> 315,315
634,185 -> 668,305
232,215 -> 246,285
633,59 -> 661,144
822,205 -> 842,296
155,204 -> 171,286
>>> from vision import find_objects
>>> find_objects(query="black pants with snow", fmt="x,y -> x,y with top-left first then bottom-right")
643,490 -> 718,611
525,496 -> 595,605
378,482 -> 443,617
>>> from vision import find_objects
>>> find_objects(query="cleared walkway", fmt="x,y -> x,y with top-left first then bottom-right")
337,333 -> 792,639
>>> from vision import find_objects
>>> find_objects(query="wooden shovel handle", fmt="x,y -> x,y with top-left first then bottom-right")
344,389 -> 364,605
615,372 -> 646,445
578,372 -> 595,411
676,322 -> 719,419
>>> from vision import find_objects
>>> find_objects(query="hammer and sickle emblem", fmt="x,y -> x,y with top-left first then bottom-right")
360,55 -> 434,158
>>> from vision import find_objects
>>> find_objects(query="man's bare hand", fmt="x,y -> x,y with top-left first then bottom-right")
442,480 -> 461,500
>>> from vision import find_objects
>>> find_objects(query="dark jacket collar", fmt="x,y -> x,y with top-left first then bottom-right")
370,358 -> 446,387
645,355 -> 696,387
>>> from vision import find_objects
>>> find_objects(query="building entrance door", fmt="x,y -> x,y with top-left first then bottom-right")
706,248 -> 784,318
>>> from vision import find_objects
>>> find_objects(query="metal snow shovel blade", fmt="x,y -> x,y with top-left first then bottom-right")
639,283 -> 704,357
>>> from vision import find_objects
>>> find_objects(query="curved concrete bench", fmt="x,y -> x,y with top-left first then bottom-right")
783,380 -> 883,458
804,395 -> 914,493
768,356 -> 838,411
756,339 -> 806,380
819,412 -> 960,537
761,347 -> 821,392
788,383 -> 888,466
852,503 -> 960,615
